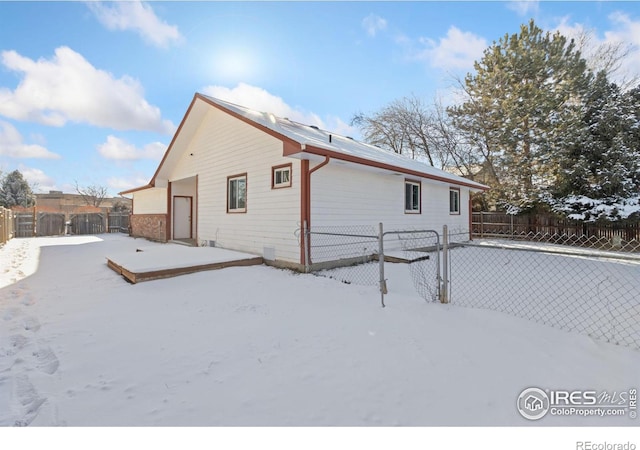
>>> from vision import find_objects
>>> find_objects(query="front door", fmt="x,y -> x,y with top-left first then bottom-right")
173,196 -> 192,239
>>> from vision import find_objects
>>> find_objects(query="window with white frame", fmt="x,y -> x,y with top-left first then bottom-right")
272,164 -> 292,189
405,180 -> 421,213
449,188 -> 460,214
227,174 -> 247,213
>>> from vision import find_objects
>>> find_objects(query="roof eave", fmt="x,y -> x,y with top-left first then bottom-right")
118,184 -> 154,196
289,144 -> 489,191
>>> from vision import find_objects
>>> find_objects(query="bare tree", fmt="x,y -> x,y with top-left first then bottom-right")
352,94 -> 456,167
74,182 -> 108,207
572,27 -> 637,90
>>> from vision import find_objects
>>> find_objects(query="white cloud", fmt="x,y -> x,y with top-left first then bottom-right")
87,1 -> 183,48
0,46 -> 175,134
107,175 -> 151,193
202,83 -> 358,137
98,135 -> 166,161
554,13 -> 640,85
506,1 -> 539,17
362,14 -> 387,37
0,120 -> 60,159
414,26 -> 487,70
603,12 -> 640,80
18,165 -> 57,193
202,83 -> 325,127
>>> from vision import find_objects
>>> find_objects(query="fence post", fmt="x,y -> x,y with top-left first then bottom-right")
303,220 -> 310,273
510,214 -> 514,239
378,222 -> 387,308
441,225 -> 449,304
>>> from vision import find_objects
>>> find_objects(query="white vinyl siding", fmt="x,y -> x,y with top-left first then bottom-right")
311,163 -> 471,232
132,187 -> 167,214
164,107 -> 301,263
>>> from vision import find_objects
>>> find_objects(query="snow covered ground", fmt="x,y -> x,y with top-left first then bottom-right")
0,235 -> 638,428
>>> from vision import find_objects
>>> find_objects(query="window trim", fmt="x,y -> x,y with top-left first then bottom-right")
271,163 -> 292,189
227,173 -> 247,213
404,179 -> 422,214
449,187 -> 461,215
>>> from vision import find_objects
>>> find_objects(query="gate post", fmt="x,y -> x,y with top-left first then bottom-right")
378,222 -> 387,308
441,225 -> 449,304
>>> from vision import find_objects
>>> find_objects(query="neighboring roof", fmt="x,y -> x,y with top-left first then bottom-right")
120,93 -> 488,194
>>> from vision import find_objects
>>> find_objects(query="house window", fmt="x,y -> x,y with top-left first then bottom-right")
227,174 -> 247,213
450,188 -> 460,215
272,164 -> 292,189
405,180 -> 421,213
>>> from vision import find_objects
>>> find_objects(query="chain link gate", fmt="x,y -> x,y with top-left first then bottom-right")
384,229 -> 442,303
302,223 -> 443,306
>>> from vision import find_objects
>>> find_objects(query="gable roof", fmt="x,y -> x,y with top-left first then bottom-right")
120,93 -> 488,194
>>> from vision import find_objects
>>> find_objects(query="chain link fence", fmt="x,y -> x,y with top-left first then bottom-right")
447,231 -> 640,350
304,224 -> 442,305
304,224 -> 380,286
303,223 -> 640,350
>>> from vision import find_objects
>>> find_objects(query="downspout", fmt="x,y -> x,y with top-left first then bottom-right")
469,192 -> 473,241
166,181 -> 172,242
301,155 -> 331,266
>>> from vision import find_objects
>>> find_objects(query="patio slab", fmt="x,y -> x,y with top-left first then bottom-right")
106,244 -> 263,283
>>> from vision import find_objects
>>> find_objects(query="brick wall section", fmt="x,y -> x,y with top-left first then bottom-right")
130,214 -> 168,242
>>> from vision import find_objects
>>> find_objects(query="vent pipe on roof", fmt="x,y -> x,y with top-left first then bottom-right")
329,134 -> 332,143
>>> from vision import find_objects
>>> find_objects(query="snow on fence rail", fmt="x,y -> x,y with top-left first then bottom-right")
472,212 -> 640,252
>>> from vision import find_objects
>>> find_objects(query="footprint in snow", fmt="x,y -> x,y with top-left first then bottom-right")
20,295 -> 35,307
22,316 -> 40,332
33,346 -> 59,375
7,335 -> 30,354
13,374 -> 46,427
3,307 -> 22,321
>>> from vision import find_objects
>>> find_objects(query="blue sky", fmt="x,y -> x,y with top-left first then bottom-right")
0,1 -> 639,196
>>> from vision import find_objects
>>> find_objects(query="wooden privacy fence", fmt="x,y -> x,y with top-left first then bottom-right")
0,207 -> 14,244
107,212 -> 129,233
10,210 -> 129,237
36,212 -> 65,237
14,211 -> 36,238
69,213 -> 105,235
472,212 -> 640,247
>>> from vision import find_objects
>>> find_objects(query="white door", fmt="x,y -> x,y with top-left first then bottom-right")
173,196 -> 192,239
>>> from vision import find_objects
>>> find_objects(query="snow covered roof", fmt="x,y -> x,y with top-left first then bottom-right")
200,94 -> 488,191
121,93 -> 488,194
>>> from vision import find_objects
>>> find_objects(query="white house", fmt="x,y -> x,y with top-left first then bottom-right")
121,94 -> 488,270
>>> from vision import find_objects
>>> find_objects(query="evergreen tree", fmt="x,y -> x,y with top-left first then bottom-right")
553,74 -> 640,219
0,170 -> 36,208
448,19 -> 592,211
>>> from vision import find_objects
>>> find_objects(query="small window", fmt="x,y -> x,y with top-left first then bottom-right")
272,164 -> 292,189
405,180 -> 421,213
450,188 -> 460,215
227,174 -> 247,213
